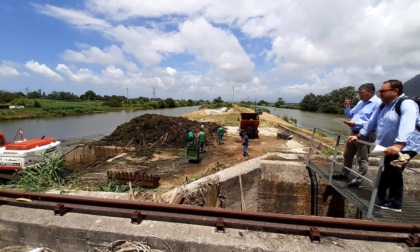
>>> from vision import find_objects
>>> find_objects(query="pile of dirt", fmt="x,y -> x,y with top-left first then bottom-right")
95,114 -> 220,150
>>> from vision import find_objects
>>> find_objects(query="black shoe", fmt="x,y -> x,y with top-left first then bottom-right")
374,200 -> 387,208
347,180 -> 362,188
332,174 -> 348,181
380,203 -> 402,212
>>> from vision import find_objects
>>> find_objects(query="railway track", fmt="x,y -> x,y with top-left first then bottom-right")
0,189 -> 419,246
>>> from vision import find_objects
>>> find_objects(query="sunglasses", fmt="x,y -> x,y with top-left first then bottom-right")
377,89 -> 395,94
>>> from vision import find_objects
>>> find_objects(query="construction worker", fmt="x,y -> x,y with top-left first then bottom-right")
217,126 -> 224,144
198,125 -> 205,153
187,130 -> 194,146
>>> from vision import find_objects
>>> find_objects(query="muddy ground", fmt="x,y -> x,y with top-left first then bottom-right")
72,127 -> 301,191
69,108 -> 308,192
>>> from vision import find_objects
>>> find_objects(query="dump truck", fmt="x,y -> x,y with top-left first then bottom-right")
239,112 -> 260,138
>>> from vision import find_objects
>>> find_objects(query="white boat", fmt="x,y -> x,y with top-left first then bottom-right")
0,129 -> 61,171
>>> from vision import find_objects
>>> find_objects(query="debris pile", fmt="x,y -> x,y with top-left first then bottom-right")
96,114 -> 220,149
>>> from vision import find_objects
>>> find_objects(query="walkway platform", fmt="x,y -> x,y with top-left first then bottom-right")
306,128 -> 420,224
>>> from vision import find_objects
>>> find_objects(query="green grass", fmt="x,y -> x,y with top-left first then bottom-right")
3,153 -> 65,192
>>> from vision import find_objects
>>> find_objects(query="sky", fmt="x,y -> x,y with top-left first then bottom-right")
1,1 -> 420,103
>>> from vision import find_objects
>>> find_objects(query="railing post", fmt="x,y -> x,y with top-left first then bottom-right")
328,134 -> 341,185
306,128 -> 317,165
367,156 -> 384,219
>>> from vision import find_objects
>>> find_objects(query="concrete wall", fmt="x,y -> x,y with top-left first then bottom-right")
218,168 -> 260,211
64,145 -> 134,165
258,160 -> 311,215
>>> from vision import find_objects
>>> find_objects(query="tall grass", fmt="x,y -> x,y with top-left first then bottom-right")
6,153 -> 65,192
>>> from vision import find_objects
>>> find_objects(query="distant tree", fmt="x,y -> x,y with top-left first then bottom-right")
158,100 -> 167,108
83,90 -> 97,101
187,99 -> 195,106
299,93 -> 319,112
165,98 -> 176,108
0,91 -> 23,103
319,101 -> 341,114
274,98 -> 285,107
47,91 -> 78,101
103,99 -> 122,107
138,96 -> 150,103
299,86 -> 359,114
213,96 -> 224,103
328,86 -> 358,106
257,100 -> 268,106
28,91 -> 41,99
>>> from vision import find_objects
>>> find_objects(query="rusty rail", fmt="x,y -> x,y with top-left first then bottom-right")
0,189 -> 419,245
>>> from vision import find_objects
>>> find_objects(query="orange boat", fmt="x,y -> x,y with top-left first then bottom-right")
0,129 -> 61,171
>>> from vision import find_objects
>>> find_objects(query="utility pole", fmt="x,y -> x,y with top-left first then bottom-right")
232,85 -> 234,105
25,87 -> 29,99
255,95 -> 257,109
126,87 -> 129,107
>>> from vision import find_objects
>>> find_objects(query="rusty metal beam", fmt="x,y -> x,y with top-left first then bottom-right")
0,189 -> 419,237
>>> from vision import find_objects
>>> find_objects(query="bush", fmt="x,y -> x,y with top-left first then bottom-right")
7,153 -> 65,192
34,100 -> 41,108
103,99 -> 122,107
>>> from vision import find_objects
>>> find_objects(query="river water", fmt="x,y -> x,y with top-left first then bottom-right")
266,107 -> 349,136
0,106 -> 201,143
0,106 -> 350,144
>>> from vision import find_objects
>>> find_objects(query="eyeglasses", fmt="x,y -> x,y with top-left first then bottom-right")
377,89 -> 395,94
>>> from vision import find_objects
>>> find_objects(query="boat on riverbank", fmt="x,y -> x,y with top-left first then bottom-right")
0,129 -> 61,171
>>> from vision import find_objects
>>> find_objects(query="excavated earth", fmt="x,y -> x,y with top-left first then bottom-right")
67,109 -> 304,197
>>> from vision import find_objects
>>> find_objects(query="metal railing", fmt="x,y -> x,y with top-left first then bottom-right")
306,127 -> 385,219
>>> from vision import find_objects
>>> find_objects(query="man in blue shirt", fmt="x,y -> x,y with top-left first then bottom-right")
349,80 -> 419,212
333,83 -> 381,187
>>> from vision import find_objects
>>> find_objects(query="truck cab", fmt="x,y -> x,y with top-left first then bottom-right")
239,112 -> 260,138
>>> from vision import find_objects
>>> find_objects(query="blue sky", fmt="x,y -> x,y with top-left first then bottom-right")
1,0 -> 420,103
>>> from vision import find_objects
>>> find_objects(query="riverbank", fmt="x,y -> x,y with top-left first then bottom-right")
60,106 -> 336,196
0,99 -> 204,121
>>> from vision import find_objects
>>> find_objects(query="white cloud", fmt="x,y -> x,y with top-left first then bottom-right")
1,0 -> 419,102
269,36 -> 329,69
179,17 -> 254,82
61,44 -> 139,72
56,64 -> 100,83
166,67 -> 176,76
34,4 -> 110,30
85,0 -> 205,20
102,66 -> 124,79
25,61 -> 63,81
0,64 -> 20,77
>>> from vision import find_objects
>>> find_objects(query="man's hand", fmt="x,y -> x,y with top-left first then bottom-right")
384,143 -> 405,156
344,98 -> 351,108
348,135 -> 358,143
343,120 -> 355,127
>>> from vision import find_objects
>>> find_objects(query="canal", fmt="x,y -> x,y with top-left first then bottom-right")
0,106 -> 350,144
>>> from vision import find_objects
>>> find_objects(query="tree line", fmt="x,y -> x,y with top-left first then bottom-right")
0,90 -> 201,108
299,86 -> 359,114
1,85 -> 361,114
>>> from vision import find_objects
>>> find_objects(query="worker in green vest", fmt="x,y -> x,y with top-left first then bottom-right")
198,125 -> 205,153
187,130 -> 194,146
217,126 -> 224,145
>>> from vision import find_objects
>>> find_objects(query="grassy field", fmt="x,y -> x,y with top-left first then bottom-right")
0,99 -> 188,120
0,100 -> 117,120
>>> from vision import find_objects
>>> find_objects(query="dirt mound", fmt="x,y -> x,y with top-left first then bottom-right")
95,114 -> 220,149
